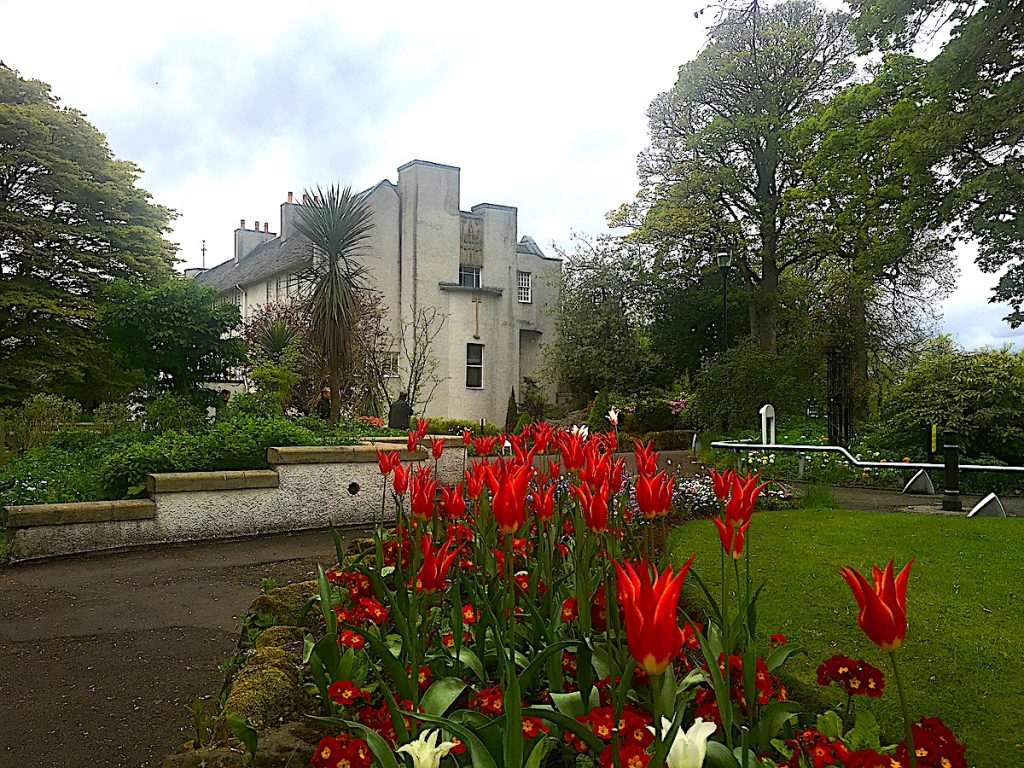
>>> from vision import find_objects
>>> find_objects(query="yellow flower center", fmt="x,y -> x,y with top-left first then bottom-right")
321,747 -> 332,759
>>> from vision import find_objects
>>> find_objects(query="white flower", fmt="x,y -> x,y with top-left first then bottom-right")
607,407 -> 620,426
649,717 -> 717,768
396,730 -> 457,768
570,424 -> 589,438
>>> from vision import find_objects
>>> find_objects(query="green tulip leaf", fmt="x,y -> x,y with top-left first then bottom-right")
420,677 -> 467,717
705,740 -> 742,768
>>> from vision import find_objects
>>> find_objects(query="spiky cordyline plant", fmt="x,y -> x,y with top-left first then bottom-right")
295,184 -> 375,425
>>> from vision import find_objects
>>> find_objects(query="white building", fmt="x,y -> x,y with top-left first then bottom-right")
191,160 -> 561,424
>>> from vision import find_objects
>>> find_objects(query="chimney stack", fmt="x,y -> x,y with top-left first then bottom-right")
254,220 -> 259,231
287,191 -> 294,203
240,219 -> 245,228
302,193 -> 310,205
263,222 -> 269,233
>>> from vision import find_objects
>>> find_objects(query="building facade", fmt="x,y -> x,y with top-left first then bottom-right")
191,160 -> 561,424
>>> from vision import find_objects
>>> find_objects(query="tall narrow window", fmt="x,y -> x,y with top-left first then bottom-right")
459,264 -> 482,288
287,273 -> 300,296
517,271 -> 532,303
466,343 -> 483,389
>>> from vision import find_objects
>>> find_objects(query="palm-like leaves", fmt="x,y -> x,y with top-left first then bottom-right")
295,184 -> 375,424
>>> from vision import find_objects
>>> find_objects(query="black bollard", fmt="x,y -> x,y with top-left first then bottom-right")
942,429 -> 962,512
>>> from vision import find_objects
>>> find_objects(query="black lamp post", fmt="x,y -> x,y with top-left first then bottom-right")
717,245 -> 732,353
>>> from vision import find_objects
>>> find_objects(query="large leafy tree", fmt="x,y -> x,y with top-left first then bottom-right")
0,64 -> 176,405
789,54 -> 955,437
613,0 -> 854,352
850,0 -> 1024,322
100,278 -> 245,395
294,184 -> 375,425
545,237 -> 665,398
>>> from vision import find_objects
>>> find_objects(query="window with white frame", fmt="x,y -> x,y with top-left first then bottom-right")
286,273 -> 300,296
459,264 -> 482,288
517,271 -> 532,303
466,343 -> 483,388
383,351 -> 399,378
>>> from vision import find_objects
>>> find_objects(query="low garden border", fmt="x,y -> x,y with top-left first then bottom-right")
2,439 -> 465,564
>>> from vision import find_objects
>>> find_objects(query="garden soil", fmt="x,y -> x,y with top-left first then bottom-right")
0,529 -> 345,768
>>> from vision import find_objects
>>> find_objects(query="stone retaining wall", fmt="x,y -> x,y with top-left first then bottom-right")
2,439 -> 468,563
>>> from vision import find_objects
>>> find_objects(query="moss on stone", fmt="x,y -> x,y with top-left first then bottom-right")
254,625 -> 305,652
219,647 -> 301,732
248,580 -> 316,628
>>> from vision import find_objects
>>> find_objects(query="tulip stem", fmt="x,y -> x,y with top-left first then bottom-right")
889,651 -> 917,768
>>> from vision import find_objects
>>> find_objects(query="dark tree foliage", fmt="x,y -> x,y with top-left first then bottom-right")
851,0 -> 1024,323
0,64 -> 176,405
100,278 -> 245,396
545,237 -> 666,398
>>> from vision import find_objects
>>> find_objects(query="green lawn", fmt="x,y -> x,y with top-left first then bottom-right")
669,508 -> 1022,768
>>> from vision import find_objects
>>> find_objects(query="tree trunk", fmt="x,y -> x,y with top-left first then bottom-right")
329,366 -> 341,427
849,288 -> 870,422
749,263 -> 778,354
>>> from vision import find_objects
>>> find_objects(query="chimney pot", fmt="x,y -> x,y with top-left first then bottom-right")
263,222 -> 269,233
255,220 -> 259,231
302,193 -> 310,205
287,191 -> 294,203
240,219 -> 245,228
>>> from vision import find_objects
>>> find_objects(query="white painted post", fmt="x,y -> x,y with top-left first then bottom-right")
759,404 -> 776,445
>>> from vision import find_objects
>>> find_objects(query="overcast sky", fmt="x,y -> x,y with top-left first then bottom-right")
2,0 -> 1016,349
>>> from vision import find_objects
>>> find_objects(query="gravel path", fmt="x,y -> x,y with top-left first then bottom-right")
0,530 -> 345,768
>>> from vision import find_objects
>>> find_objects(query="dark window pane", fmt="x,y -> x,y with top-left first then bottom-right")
467,343 -> 483,365
466,367 -> 482,388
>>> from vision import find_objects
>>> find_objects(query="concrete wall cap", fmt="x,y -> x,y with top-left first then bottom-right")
267,445 -> 427,464
147,470 -> 280,494
3,499 -> 156,528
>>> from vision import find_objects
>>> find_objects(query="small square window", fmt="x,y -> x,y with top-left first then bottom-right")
459,264 -> 482,288
517,271 -> 532,303
466,343 -> 483,388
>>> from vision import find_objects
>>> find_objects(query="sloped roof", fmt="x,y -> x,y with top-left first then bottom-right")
516,235 -> 560,261
196,236 -> 313,293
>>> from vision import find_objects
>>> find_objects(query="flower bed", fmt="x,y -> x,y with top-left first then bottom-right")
177,423 -> 967,768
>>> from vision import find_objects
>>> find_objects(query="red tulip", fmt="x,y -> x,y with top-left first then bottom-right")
465,462 -> 487,499
840,559 -> 914,652
633,440 -> 658,476
392,464 -> 410,495
415,418 -> 429,438
462,427 -> 473,445
532,421 -> 553,453
609,456 -> 626,494
472,435 -> 498,457
709,468 -> 735,501
530,483 -> 556,523
377,449 -> 401,476
713,515 -> 749,559
430,436 -> 446,460
441,483 -> 467,520
556,430 -> 587,472
724,472 -> 770,527
636,471 -> 674,519
571,479 -> 610,534
417,533 -> 462,593
614,556 -> 696,675
409,465 -> 438,520
486,459 -> 534,534
407,431 -> 419,452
